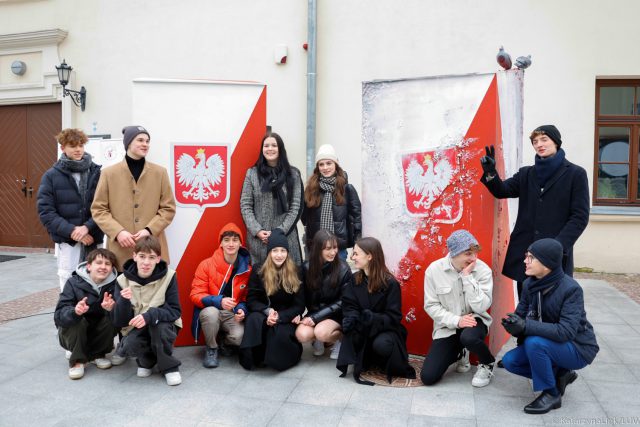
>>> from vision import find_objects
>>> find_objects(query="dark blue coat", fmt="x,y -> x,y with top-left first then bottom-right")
37,161 -> 103,245
516,274 -> 599,364
481,159 -> 589,282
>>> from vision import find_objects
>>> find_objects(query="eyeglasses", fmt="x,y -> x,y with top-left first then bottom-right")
524,253 -> 537,263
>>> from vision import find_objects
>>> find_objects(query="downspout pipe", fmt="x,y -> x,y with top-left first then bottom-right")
306,0 -> 317,177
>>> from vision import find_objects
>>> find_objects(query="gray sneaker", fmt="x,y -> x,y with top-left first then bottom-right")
472,363 -> 495,387
455,349 -> 471,373
203,347 -> 219,368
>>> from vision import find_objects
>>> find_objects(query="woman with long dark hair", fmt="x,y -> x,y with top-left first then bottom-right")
295,230 -> 352,359
302,144 -> 361,260
239,229 -> 305,371
337,237 -> 416,385
241,132 -> 304,266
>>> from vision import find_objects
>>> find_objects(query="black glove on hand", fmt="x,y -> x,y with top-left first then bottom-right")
342,316 -> 358,334
480,145 -> 497,176
360,309 -> 374,327
501,312 -> 526,337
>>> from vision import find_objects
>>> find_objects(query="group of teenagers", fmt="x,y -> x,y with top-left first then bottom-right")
40,122 -> 598,415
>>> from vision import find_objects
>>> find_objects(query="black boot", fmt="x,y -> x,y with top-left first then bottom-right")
556,370 -> 577,396
203,347 -> 219,368
524,391 -> 562,414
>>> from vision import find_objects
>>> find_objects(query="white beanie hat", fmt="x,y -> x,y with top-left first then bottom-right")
315,144 -> 339,165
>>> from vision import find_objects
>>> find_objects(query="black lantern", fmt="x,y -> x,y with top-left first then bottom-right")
56,59 -> 86,111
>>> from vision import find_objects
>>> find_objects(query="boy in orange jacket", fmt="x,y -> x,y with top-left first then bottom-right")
190,223 -> 252,368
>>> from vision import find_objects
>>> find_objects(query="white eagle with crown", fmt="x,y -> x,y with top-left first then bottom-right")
404,153 -> 454,209
176,148 -> 225,202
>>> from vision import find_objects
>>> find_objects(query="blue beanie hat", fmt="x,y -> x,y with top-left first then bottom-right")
267,229 -> 289,252
446,230 -> 479,257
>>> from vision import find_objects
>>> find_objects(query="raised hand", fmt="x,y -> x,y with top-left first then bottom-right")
101,292 -> 115,311
75,297 -> 89,316
480,145 -> 497,176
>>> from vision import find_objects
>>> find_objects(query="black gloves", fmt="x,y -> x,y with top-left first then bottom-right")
501,312 -> 526,336
360,309 -> 374,327
342,316 -> 358,334
480,145 -> 497,176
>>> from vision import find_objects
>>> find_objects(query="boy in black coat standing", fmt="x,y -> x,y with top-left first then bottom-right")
37,128 -> 103,290
480,125 -> 590,296
501,239 -> 599,414
54,248 -> 118,380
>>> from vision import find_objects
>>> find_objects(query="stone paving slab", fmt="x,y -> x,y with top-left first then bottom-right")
1,255 -> 639,426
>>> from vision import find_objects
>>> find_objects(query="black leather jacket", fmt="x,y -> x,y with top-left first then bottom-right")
302,259 -> 353,323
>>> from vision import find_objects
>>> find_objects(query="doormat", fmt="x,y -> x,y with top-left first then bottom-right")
0,255 -> 25,263
360,356 -> 424,387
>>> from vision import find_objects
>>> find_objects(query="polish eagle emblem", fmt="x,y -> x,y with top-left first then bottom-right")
176,148 -> 225,202
404,153 -> 454,209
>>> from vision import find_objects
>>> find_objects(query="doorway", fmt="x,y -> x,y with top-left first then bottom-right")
0,103 -> 61,247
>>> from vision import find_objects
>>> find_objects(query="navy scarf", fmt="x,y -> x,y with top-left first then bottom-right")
534,148 -> 565,188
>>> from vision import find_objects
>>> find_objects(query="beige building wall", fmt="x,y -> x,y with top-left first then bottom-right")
1,0 -> 639,272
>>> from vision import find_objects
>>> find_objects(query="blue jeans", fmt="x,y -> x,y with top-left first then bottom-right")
339,249 -> 348,261
502,336 -> 587,392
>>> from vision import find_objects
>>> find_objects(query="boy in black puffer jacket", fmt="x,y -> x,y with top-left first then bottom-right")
37,128 -> 103,290
54,248 -> 119,380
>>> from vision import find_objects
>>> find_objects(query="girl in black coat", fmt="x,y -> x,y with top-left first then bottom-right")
337,237 -> 416,385
295,230 -> 353,359
302,144 -> 362,260
480,125 -> 589,296
239,229 -> 305,371
501,239 -> 599,415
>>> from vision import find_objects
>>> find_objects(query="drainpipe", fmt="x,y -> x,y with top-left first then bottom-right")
306,0 -> 317,177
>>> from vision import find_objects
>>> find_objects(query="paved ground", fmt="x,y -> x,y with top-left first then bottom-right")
1,252 -> 639,427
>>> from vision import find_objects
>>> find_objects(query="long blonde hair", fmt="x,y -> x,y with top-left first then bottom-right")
259,254 -> 301,296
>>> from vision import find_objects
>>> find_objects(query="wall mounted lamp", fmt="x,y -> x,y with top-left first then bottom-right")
56,59 -> 86,111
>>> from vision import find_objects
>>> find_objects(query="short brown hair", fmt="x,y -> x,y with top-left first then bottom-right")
220,230 -> 241,241
134,235 -> 161,256
85,248 -> 117,267
56,128 -> 88,147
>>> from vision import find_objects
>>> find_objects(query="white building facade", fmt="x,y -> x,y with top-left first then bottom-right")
0,0 -> 638,272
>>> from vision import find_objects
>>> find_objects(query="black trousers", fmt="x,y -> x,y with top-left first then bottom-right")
421,322 -> 494,386
58,316 -> 116,367
121,322 -> 181,374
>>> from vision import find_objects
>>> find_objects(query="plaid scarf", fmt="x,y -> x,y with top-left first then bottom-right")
319,176 -> 336,232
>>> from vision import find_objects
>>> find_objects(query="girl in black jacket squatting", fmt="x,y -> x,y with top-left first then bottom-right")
337,237 -> 416,385
295,230 -> 353,359
239,229 -> 305,371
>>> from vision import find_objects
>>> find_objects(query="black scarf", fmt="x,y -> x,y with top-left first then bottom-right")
260,166 -> 288,214
58,153 -> 92,205
523,267 -> 564,321
534,148 -> 565,189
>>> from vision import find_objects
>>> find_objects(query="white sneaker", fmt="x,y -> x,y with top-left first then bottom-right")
92,358 -> 112,369
68,363 -> 85,380
472,363 -> 495,387
312,340 -> 325,356
65,350 -> 72,360
165,371 -> 182,386
330,340 -> 341,360
137,367 -> 153,378
110,354 -> 127,366
456,349 -> 471,373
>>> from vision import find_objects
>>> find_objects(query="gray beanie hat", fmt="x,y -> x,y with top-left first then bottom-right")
122,125 -> 150,151
446,230 -> 479,257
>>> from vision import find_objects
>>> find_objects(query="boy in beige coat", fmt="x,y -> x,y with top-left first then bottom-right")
91,125 -> 176,270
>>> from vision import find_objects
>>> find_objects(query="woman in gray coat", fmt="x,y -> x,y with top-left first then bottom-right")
240,132 -> 304,266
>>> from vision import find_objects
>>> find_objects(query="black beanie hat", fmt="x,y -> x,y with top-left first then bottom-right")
122,125 -> 150,151
528,238 -> 563,271
531,125 -> 562,148
267,229 -> 289,252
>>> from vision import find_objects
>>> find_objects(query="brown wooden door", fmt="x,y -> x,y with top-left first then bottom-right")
0,103 -> 60,247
